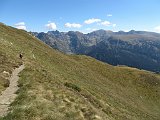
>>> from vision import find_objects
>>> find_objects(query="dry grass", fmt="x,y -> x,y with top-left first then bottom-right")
0,23 -> 160,120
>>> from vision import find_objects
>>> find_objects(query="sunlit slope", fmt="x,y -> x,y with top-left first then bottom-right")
0,23 -> 160,120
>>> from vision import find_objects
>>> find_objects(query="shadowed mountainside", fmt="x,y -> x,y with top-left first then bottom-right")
32,30 -> 160,72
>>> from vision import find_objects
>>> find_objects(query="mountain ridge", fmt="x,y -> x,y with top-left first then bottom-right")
31,29 -> 160,72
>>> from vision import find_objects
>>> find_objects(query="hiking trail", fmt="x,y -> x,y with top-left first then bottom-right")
0,64 -> 25,117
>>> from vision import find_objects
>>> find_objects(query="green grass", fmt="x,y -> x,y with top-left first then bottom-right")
0,23 -> 160,120
0,32 -> 22,93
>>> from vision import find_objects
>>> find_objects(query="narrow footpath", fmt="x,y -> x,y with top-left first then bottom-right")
0,65 -> 25,116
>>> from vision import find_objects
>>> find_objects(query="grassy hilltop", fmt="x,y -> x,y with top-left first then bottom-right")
0,23 -> 160,120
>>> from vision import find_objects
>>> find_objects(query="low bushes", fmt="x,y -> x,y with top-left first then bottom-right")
64,82 -> 81,92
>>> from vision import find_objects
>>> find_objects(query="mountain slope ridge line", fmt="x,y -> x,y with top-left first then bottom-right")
32,30 -> 160,72
0,64 -> 25,117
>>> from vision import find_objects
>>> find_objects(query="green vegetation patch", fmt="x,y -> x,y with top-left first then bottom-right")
64,82 -> 81,92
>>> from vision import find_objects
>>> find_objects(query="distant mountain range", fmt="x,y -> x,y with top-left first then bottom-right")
31,30 -> 160,72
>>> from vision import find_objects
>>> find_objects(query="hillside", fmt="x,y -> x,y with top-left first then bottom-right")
32,30 -> 160,72
0,23 -> 160,120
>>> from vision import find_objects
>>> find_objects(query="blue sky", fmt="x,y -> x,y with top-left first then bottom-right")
0,0 -> 160,33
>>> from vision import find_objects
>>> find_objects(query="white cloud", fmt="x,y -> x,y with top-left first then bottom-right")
112,24 -> 116,27
100,21 -> 111,26
15,22 -> 25,26
84,18 -> 101,24
14,22 -> 26,30
86,28 -> 97,31
98,21 -> 116,27
107,14 -> 112,17
45,22 -> 57,30
16,25 -> 26,30
65,23 -> 82,28
154,26 -> 160,33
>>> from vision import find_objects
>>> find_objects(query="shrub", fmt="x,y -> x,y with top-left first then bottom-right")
64,82 -> 81,92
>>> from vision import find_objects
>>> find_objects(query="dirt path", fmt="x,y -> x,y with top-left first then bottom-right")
0,64 -> 25,117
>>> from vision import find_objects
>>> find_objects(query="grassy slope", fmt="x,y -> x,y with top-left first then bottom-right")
0,23 -> 160,120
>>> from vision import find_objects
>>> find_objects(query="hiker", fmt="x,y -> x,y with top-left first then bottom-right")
19,53 -> 23,59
